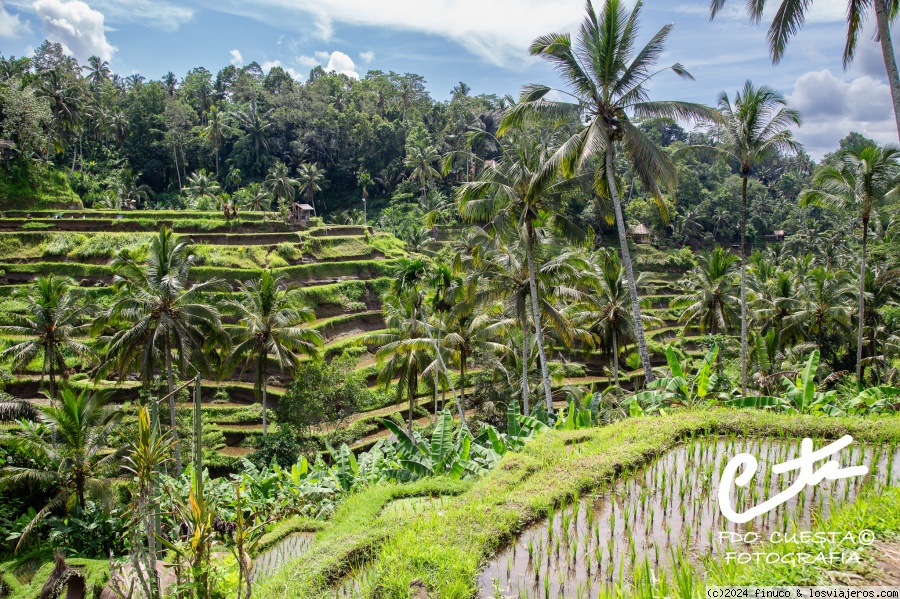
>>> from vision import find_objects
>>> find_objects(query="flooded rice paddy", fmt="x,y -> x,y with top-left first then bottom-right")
478,435 -> 900,598
251,533 -> 315,582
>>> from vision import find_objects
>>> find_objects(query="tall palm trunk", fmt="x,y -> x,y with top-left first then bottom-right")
521,302 -> 530,415
605,148 -> 655,384
165,338 -> 181,476
856,216 -> 869,381
214,143 -> 220,177
524,223 -> 554,411
172,146 -> 183,191
460,349 -> 467,412
740,172 -> 749,396
406,363 -> 418,435
260,353 -> 269,438
612,332 -> 620,387
874,0 -> 900,142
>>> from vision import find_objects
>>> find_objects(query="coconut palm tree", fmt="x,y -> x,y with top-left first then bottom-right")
224,271 -> 323,438
457,124 -> 584,412
862,265 -> 900,381
265,162 -> 298,211
115,169 -> 154,210
685,81 -> 801,395
0,275 -> 95,401
710,0 -> 900,142
200,105 -> 225,177
103,227 -> 225,475
404,145 -> 442,198
82,56 -> 111,89
673,247 -> 741,338
503,0 -> 717,383
785,267 -> 854,366
366,294 -> 432,433
296,162 -> 325,214
442,285 -> 512,409
0,385 -> 124,553
184,169 -> 222,209
574,249 -> 655,386
800,144 -> 900,380
230,100 -> 272,175
239,182 -> 272,213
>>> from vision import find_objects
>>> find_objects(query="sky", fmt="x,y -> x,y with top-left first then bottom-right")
0,0 -> 897,158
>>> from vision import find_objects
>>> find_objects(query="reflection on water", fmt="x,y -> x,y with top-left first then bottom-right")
478,436 -> 900,598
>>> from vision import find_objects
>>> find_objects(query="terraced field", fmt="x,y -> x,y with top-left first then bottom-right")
0,210 -> 701,470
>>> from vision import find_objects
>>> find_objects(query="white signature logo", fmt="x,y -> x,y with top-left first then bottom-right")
718,435 -> 869,524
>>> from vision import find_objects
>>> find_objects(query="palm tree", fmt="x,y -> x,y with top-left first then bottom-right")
0,275 -> 94,401
442,285 -> 511,409
674,247 -> 741,339
404,145 -> 441,198
239,182 -> 272,212
366,294 -> 432,433
710,0 -> 900,142
265,162 -> 298,211
457,125 -> 583,412
504,0 -> 717,383
862,265 -> 900,381
82,56 -> 111,89
800,144 -> 900,380
115,169 -> 153,210
686,81 -> 801,396
184,169 -> 222,209
0,385 -> 124,553
574,249 -> 655,386
230,100 -> 272,175
103,227 -> 224,475
224,271 -> 323,437
200,105 -> 225,176
786,267 -> 854,366
296,162 -> 325,214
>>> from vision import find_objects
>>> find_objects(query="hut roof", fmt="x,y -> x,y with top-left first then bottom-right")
629,223 -> 651,236
297,204 -> 315,211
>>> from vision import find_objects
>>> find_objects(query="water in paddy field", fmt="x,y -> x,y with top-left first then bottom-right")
251,533 -> 315,582
478,436 -> 900,599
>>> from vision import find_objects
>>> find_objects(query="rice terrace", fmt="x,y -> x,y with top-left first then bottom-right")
1,0 -> 900,597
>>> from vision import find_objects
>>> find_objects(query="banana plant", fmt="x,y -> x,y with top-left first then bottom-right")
729,351 -> 844,415
845,386 -> 900,415
380,410 -> 482,480
628,345 -> 720,416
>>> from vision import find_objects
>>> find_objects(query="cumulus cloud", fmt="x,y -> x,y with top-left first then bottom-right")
260,59 -> 303,81
296,54 -> 319,67
33,0 -> 116,61
0,1 -> 29,37
323,50 -> 358,78
358,49 -> 374,63
787,69 -> 897,158
229,48 -> 243,67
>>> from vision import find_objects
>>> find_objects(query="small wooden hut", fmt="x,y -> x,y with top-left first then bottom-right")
290,203 -> 316,226
628,223 -> 652,244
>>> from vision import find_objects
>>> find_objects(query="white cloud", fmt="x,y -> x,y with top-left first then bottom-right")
0,1 -> 29,37
787,69 -> 898,158
358,49 -> 374,63
229,48 -> 243,67
296,54 -> 319,67
323,50 -> 357,78
193,0 -> 592,66
260,59 -> 303,81
675,0 -> 848,24
314,50 -> 330,63
32,0 -> 116,61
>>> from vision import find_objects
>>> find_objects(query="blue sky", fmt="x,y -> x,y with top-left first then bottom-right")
1,0 -> 897,157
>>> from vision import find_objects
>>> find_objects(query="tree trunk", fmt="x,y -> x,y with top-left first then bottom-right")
740,173 -> 749,396
524,223 -> 554,411
48,360 -> 56,404
214,143 -> 219,178
612,332 -> 620,387
166,339 -> 181,476
407,364 -> 417,435
460,349 -> 467,412
605,148 -> 655,383
173,146 -> 183,191
874,0 -> 900,142
856,217 -> 868,381
521,309 -> 530,415
261,354 -> 268,438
